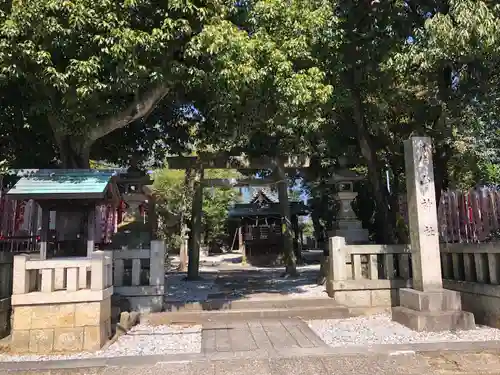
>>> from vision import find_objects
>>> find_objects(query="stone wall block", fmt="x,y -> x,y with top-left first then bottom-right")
11,330 -> 30,353
12,306 -> 32,330
53,327 -> 84,352
29,329 -> 54,353
30,304 -> 75,329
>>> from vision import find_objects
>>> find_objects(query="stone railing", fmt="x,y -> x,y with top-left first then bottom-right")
326,237 -> 412,308
12,252 -> 112,304
440,242 -> 500,327
0,252 -> 13,338
11,251 -> 113,353
113,240 -> 165,312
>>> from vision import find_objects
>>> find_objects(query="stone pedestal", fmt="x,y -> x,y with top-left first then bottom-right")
329,191 -> 368,244
393,289 -> 475,332
11,298 -> 112,353
392,137 -> 475,332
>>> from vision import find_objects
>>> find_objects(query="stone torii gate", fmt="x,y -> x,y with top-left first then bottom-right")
167,154 -> 310,279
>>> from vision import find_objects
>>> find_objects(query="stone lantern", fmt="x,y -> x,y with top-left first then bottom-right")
327,156 -> 369,244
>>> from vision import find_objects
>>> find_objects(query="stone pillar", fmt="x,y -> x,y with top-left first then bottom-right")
238,226 -> 246,261
392,137 -> 475,331
326,236 -> 346,297
178,231 -> 189,272
39,207 -> 50,260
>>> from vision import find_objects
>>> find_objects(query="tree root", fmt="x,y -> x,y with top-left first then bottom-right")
101,311 -> 140,351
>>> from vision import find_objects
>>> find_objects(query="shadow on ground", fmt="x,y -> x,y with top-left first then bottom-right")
163,259 -> 327,312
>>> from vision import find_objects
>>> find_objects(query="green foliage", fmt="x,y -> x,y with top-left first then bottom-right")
186,0 -> 333,155
2,0 -> 500,246
153,167 -> 241,251
299,219 -> 314,239
0,0 -> 230,166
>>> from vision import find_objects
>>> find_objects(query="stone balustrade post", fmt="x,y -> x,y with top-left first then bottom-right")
91,251 -> 107,291
326,236 -> 346,297
12,255 -> 30,295
150,240 -> 165,287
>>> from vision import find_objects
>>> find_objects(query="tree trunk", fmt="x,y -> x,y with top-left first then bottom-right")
276,163 -> 298,277
310,197 -> 325,248
350,79 -> 397,244
388,157 -> 408,243
57,135 -> 90,169
433,142 -> 451,207
433,66 -> 453,207
50,130 -> 92,255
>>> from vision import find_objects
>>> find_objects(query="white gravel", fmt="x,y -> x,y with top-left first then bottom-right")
308,314 -> 500,347
258,272 -> 327,299
164,264 -> 326,301
165,273 -> 220,302
0,323 -> 201,362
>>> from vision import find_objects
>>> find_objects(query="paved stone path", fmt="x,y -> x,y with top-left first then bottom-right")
4,317 -> 500,374
9,352 -> 500,375
201,319 -> 326,353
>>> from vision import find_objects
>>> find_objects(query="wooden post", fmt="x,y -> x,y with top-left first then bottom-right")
40,207 -> 50,260
276,163 -> 297,275
148,195 -> 158,240
188,165 -> 204,279
87,205 -> 96,258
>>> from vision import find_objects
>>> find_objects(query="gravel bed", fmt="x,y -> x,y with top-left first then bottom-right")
308,314 -> 500,347
262,276 -> 327,298
0,324 -> 202,362
165,265 -> 326,301
165,273 -> 220,302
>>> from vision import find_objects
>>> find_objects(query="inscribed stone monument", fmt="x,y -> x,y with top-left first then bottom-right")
392,137 -> 475,331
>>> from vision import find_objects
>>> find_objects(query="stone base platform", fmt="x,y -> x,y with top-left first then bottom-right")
328,228 -> 369,244
0,298 -> 11,339
11,298 -> 112,353
392,288 -> 476,332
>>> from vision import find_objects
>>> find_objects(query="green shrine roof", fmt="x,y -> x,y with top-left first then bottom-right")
6,169 -> 118,201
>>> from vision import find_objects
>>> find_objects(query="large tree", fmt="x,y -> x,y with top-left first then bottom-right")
184,0 -> 333,274
0,0 -> 229,168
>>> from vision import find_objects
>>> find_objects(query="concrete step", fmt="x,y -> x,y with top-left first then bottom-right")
163,297 -> 340,312
144,303 -> 350,325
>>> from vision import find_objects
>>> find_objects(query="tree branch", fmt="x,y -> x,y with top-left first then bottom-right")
87,85 -> 169,145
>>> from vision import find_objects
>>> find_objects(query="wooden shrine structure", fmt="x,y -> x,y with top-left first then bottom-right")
228,188 -> 308,265
166,154 -> 310,277
0,165 -> 159,254
5,170 -> 121,259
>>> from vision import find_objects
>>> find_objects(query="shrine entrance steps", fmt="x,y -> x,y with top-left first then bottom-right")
144,297 -> 350,325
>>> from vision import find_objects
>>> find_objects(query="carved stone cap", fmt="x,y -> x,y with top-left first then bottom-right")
328,170 -> 363,184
